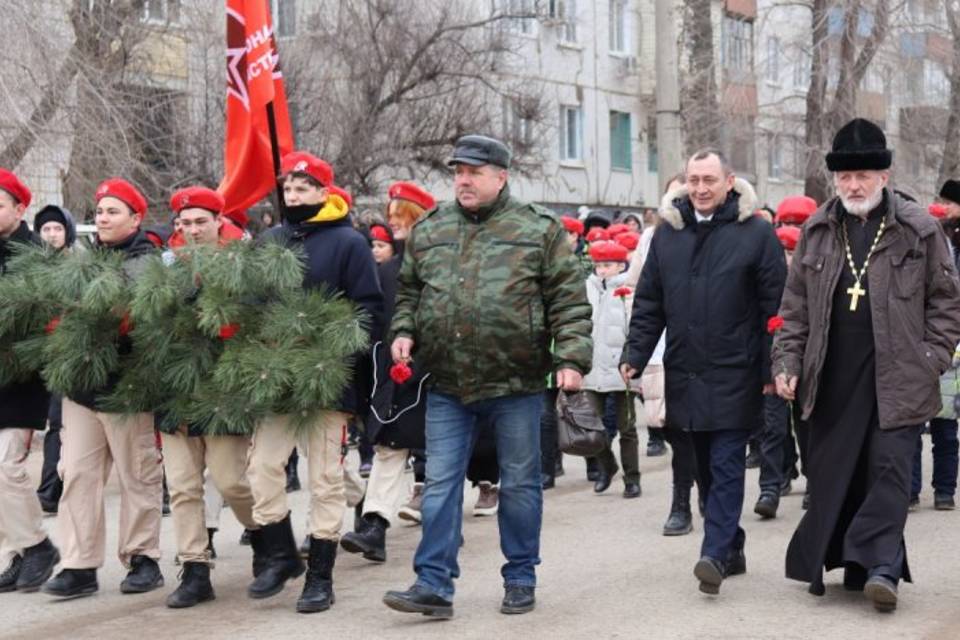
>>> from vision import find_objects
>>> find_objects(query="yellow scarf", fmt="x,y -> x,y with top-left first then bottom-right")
304,193 -> 349,224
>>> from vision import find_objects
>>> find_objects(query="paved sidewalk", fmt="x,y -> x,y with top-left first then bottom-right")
1,432 -> 958,640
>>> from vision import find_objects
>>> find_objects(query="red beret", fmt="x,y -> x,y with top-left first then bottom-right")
328,185 -> 353,209
281,151 -> 334,187
0,168 -> 31,208
370,224 -> 392,243
929,203 -> 948,219
614,231 -> 640,250
776,226 -> 802,251
607,223 -> 630,237
585,227 -> 610,243
388,181 -> 436,211
561,216 -> 584,235
775,195 -> 818,225
588,240 -> 629,263
95,178 -> 148,219
170,186 -> 224,215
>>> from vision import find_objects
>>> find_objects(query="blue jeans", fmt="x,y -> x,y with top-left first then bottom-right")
413,391 -> 544,601
691,429 -> 749,562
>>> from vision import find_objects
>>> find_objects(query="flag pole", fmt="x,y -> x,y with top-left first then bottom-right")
265,101 -> 284,220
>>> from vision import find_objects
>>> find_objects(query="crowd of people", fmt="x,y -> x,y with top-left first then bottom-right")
0,119 -> 959,622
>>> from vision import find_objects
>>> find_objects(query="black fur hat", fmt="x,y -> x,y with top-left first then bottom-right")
825,118 -> 892,172
940,179 -> 960,206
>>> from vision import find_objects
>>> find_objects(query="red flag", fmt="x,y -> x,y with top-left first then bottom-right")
218,0 -> 294,228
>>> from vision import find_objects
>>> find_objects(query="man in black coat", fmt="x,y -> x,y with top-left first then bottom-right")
0,169 -> 61,594
620,149 -> 786,596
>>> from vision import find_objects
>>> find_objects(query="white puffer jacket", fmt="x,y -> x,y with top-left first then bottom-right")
582,271 -> 634,392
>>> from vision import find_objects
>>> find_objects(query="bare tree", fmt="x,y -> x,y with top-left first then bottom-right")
284,0 -> 548,196
803,0 -> 891,202
938,1 -> 960,185
680,0 -> 723,153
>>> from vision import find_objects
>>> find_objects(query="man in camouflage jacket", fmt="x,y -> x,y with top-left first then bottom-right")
383,135 -> 592,618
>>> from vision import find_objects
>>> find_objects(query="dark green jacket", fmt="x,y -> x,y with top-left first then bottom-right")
391,185 -> 592,404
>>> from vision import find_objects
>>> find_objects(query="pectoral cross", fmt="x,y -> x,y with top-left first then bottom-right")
847,281 -> 866,311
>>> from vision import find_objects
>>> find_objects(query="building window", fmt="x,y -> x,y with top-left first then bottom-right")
766,37 -> 780,84
609,111 -> 632,171
793,48 -> 811,90
272,0 -> 296,38
721,14 -> 753,74
924,59 -> 950,104
767,134 -> 782,180
559,105 -> 583,162
143,0 -> 181,23
555,0 -> 578,44
499,0 -> 537,35
609,0 -> 628,53
647,114 -> 658,172
503,97 -> 534,151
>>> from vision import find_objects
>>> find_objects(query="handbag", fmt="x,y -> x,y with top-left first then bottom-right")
556,390 -> 607,457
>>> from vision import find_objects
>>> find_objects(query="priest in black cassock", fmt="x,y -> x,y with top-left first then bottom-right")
772,118 -> 960,612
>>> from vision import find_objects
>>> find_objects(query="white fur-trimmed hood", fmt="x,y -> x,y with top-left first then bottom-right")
658,177 -> 758,230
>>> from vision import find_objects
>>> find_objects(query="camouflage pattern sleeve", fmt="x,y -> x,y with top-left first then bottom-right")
541,218 -> 593,374
390,228 -> 422,341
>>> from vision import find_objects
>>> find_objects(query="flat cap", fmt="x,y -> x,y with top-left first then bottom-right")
447,135 -> 512,169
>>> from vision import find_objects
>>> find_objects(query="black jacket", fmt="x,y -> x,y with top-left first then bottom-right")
365,242 -> 427,449
621,179 -> 786,432
70,230 -> 157,411
264,218 -> 385,415
0,222 -> 51,429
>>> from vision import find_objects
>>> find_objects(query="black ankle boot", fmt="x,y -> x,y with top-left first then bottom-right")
17,537 -> 60,592
249,528 -> 268,577
247,513 -> 305,599
297,538 -> 337,613
166,562 -> 215,608
340,514 -> 388,562
663,486 -> 693,536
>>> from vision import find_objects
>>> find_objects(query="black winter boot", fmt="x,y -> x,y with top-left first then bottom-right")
662,486 -> 693,536
120,555 -> 163,593
340,514 -> 388,562
247,514 -> 305,599
166,562 -> 215,608
249,528 -> 268,578
297,538 -> 337,613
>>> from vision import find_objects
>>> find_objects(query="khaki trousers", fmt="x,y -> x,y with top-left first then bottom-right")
161,429 -> 256,564
59,399 -> 162,569
249,412 -> 347,541
362,445 -> 410,526
0,429 -> 46,561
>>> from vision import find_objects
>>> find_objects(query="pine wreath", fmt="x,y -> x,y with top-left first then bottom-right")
102,242 -> 369,436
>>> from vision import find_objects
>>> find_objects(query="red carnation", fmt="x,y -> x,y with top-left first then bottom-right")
390,362 -> 413,384
218,323 -> 240,340
767,315 -> 785,335
44,316 -> 61,335
118,312 -> 133,337
613,286 -> 632,298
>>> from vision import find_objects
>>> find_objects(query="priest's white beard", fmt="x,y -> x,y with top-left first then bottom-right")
840,185 -> 884,217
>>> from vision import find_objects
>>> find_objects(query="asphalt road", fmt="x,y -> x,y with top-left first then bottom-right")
2,430 -> 959,640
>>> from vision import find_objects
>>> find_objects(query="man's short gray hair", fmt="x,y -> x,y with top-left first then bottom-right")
688,148 -> 733,176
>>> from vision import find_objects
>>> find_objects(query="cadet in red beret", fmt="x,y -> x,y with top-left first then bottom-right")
369,223 -> 395,264
388,181 -> 436,212
46,179 -> 164,599
0,168 -> 31,241
775,195 -> 817,227
615,231 -> 640,251
167,187 -> 229,248
281,152 -> 334,188
560,215 -> 584,252
94,178 -> 148,247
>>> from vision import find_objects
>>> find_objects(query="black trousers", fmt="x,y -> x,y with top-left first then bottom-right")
36,394 -> 63,507
758,395 -> 790,494
540,388 -> 559,478
664,427 -> 697,490
466,420 -> 499,485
